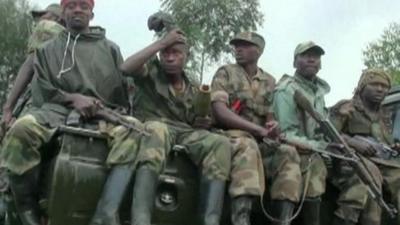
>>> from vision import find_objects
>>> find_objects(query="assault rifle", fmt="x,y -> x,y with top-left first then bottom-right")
66,107 -> 150,136
293,90 -> 398,218
354,135 -> 399,160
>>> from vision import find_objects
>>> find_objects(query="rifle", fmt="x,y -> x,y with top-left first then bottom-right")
66,107 -> 150,136
96,107 -> 150,136
354,135 -> 399,160
293,89 -> 398,218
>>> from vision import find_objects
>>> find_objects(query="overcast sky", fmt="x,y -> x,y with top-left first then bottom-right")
28,0 -> 400,105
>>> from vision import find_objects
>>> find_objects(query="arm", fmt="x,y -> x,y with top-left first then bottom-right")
120,29 -> 186,75
2,55 -> 35,125
211,68 -> 269,138
212,101 -> 268,138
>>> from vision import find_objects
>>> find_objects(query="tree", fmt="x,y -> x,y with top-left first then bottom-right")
160,0 -> 264,83
0,0 -> 32,108
363,22 -> 400,85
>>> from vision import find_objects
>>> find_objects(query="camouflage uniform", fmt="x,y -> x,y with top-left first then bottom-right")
330,69 -> 400,224
132,59 -> 231,181
211,63 -> 272,197
273,73 -> 330,202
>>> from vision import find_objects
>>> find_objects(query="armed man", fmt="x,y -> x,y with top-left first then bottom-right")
329,69 -> 400,225
272,41 -> 332,225
0,1 -> 167,225
119,26 -> 231,224
211,31 -> 280,225
1,3 -> 65,131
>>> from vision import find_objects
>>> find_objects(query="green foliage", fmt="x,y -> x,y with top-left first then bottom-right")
363,22 -> 400,86
0,0 -> 32,108
160,0 -> 264,82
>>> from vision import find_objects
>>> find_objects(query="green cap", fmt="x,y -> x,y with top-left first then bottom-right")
294,41 -> 325,57
31,3 -> 62,19
230,32 -> 265,51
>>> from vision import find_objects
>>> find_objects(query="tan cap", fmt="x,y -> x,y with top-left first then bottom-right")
294,41 -> 325,57
31,3 -> 62,19
230,32 -> 265,51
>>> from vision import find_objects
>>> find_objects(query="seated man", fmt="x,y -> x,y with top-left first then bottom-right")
329,69 -> 400,225
1,3 -> 65,128
1,1 -> 164,225
120,29 -> 231,225
273,41 -> 331,225
211,32 -> 275,225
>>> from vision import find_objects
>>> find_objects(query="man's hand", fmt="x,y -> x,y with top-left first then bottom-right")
192,116 -> 212,130
265,120 -> 280,140
348,137 -> 376,156
69,94 -> 103,119
159,29 -> 186,48
391,143 -> 400,152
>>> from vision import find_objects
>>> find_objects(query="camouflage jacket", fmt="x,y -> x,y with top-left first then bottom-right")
211,63 -> 275,126
27,19 -> 65,53
273,73 -> 330,150
132,59 -> 199,128
330,97 -> 400,168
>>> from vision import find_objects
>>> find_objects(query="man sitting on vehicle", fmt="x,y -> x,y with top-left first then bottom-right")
0,1 -> 166,225
1,3 -> 65,131
330,69 -> 400,225
119,28 -> 232,225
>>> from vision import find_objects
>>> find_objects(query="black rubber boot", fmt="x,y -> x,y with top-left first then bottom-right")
90,164 -> 135,225
131,167 -> 158,225
301,198 -> 321,225
8,168 -> 40,225
331,216 -> 356,225
198,177 -> 226,225
272,200 -> 295,225
231,195 -> 253,225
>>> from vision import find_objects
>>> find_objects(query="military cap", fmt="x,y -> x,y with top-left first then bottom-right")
31,3 -> 62,19
230,32 -> 265,51
294,41 -> 325,57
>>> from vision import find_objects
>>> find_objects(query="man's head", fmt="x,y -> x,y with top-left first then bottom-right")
230,32 -> 265,66
356,68 -> 391,105
293,41 -> 325,80
159,42 -> 189,76
60,0 -> 94,32
31,3 -> 62,23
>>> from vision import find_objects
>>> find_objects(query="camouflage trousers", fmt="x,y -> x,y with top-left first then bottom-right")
331,156 -> 400,224
138,121 -> 231,181
224,130 -> 265,197
0,114 -> 150,175
263,144 -> 327,202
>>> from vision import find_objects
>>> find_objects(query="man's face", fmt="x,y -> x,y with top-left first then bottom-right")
62,0 -> 93,31
361,80 -> 390,105
294,49 -> 321,79
233,41 -> 260,65
159,43 -> 188,75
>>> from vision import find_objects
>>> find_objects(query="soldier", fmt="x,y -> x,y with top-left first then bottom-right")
272,41 -> 331,225
0,1 -> 166,225
119,29 -> 231,225
329,69 -> 400,225
211,31 -> 275,225
1,3 -> 65,128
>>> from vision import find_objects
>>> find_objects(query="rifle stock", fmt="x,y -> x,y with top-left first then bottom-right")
293,90 -> 398,218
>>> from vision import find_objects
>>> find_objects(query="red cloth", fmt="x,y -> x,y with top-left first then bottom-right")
60,0 -> 94,9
